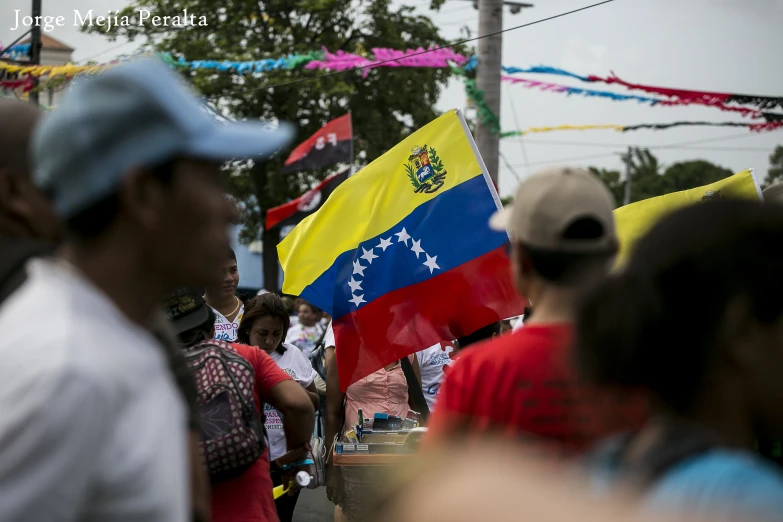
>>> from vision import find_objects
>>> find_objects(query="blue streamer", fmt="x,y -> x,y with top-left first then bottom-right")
502,64 -> 591,82
556,85 -> 661,105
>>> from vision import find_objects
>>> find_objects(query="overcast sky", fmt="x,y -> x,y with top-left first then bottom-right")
3,0 -> 782,197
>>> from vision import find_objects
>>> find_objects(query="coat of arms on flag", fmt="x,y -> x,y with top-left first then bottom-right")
404,145 -> 446,194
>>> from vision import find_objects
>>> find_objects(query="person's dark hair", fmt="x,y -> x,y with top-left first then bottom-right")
518,244 -> 615,286
64,159 -> 177,240
179,306 -> 216,347
457,322 -> 501,351
228,247 -> 236,262
237,293 -> 290,354
576,200 -> 783,413
298,300 -> 322,315
517,215 -> 616,285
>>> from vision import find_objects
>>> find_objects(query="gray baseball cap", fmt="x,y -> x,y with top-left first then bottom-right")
490,166 -> 617,253
32,57 -> 295,217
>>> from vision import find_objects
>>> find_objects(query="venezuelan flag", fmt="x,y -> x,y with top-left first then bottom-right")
614,168 -> 762,265
279,110 -> 525,390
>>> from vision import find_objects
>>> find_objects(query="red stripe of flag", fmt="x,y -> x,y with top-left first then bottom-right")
332,246 -> 526,391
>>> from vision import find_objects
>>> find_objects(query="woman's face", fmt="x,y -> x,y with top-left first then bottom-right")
298,304 -> 319,327
249,316 -> 284,353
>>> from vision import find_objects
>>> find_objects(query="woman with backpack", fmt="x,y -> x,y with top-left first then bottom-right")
576,200 -> 783,521
237,294 -> 320,522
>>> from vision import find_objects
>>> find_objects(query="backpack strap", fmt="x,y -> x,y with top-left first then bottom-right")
400,356 -> 430,422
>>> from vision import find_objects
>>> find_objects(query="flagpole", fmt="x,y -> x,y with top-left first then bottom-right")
455,108 -> 503,213
348,111 -> 355,176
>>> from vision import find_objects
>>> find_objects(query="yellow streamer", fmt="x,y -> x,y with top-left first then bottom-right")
504,124 -> 624,137
0,61 -> 112,78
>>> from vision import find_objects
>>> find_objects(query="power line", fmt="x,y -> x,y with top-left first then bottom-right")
499,150 -> 522,182
501,128 -> 783,170
515,139 -> 775,152
505,84 -> 531,174
77,40 -> 138,64
218,0 -> 618,97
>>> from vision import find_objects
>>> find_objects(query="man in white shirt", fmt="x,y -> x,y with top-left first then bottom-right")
416,341 -> 455,412
0,58 -> 293,521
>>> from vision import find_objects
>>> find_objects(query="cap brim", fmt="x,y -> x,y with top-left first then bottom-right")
489,205 -> 512,231
185,120 -> 296,162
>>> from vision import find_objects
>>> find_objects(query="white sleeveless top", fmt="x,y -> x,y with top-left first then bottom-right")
211,303 -> 244,342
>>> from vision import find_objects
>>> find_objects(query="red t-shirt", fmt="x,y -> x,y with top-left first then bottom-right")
211,343 -> 292,522
427,324 -> 648,455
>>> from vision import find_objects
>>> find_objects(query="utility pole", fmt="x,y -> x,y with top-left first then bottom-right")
623,146 -> 632,206
475,0 -> 502,188
474,0 -> 532,190
29,0 -> 42,106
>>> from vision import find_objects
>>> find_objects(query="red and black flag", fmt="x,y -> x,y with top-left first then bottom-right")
266,168 -> 350,230
281,114 -> 353,174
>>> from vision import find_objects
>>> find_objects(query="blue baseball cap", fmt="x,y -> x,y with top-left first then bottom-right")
32,57 -> 295,217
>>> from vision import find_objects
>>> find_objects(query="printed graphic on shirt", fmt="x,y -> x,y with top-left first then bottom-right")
418,342 -> 454,411
212,305 -> 244,342
264,404 -> 283,431
285,324 -> 323,358
266,345 -> 318,460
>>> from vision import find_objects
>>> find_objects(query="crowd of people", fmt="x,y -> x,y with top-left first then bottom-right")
1,55 -> 783,522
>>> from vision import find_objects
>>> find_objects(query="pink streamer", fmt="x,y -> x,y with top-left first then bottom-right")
305,47 -> 466,77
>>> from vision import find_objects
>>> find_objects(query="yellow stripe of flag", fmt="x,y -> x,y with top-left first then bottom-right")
279,110 -> 482,296
614,168 -> 762,266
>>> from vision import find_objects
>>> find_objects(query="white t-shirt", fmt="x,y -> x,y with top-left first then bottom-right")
211,302 -> 244,342
285,323 -> 324,358
0,259 -> 187,522
265,344 -> 317,460
324,321 -> 335,348
416,342 -> 454,412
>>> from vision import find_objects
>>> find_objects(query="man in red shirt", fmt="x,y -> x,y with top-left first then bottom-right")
427,166 -> 647,454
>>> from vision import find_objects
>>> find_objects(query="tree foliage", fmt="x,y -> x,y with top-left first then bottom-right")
767,145 -> 783,187
86,0 -> 459,290
590,149 -> 734,208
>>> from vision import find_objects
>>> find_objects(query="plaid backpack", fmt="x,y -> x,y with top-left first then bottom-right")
184,340 -> 266,482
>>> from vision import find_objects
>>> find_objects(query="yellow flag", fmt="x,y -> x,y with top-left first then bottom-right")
614,169 -> 762,265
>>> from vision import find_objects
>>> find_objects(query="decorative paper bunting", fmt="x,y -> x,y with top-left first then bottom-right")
501,75 -> 767,118
500,120 -> 783,137
0,77 -> 34,92
490,58 -> 783,112
500,125 -> 624,137
501,75 -> 665,105
0,61 -> 111,78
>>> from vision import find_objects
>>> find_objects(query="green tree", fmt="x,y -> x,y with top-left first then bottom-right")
660,160 -> 733,193
589,167 -> 623,208
591,150 -> 734,208
767,145 -> 783,187
87,0 -> 457,291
